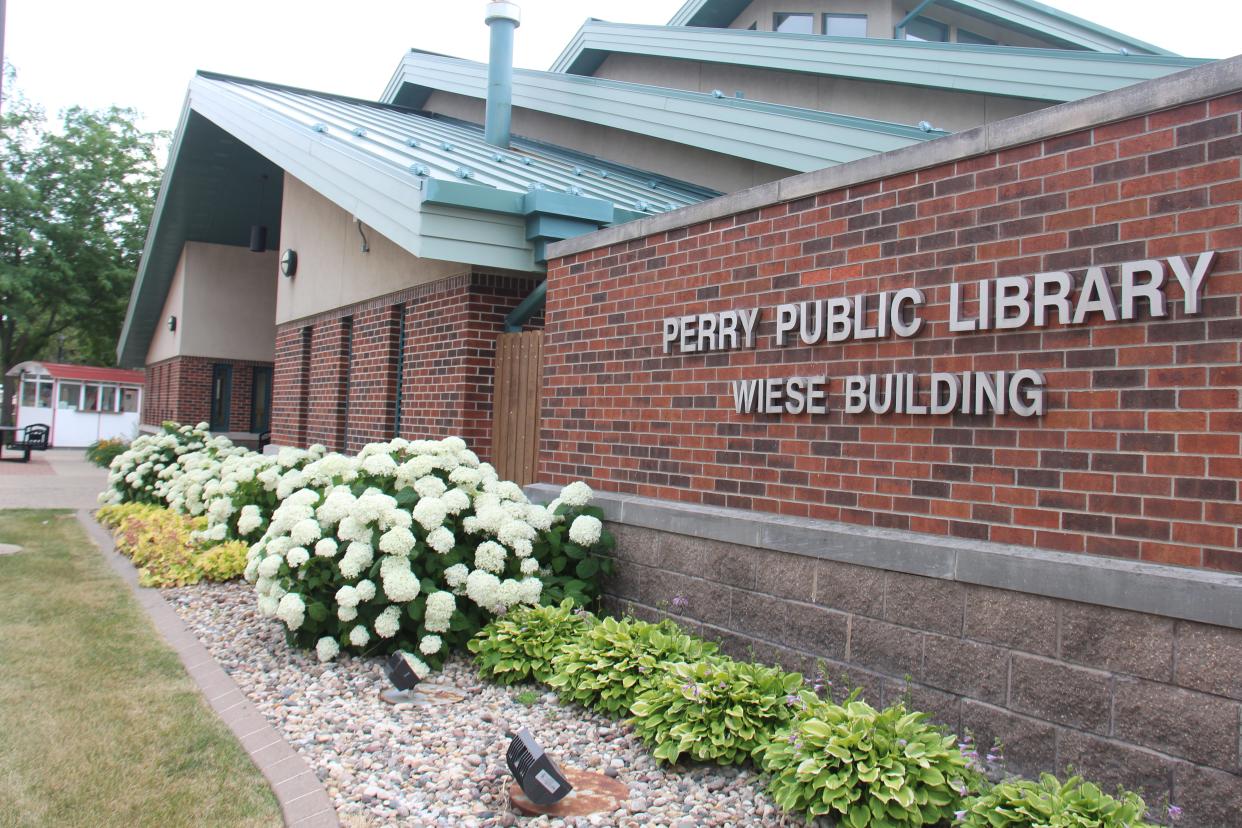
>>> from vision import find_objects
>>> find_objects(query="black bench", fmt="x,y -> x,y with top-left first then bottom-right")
3,424 -> 50,463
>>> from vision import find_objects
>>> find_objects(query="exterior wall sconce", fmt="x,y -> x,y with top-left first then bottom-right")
167,315 -> 177,332
280,249 -> 298,278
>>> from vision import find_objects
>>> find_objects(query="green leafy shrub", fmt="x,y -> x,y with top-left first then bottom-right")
760,698 -> 977,827
958,774 -> 1154,828
86,437 -> 129,468
468,598 -> 596,685
197,540 -> 250,582
630,657 -> 810,765
548,615 -> 717,716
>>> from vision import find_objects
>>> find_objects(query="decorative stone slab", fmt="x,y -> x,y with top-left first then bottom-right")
378,682 -> 469,706
509,767 -> 629,817
0,543 -> 22,556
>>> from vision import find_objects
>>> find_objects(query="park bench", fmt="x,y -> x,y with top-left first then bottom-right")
2,424 -> 50,463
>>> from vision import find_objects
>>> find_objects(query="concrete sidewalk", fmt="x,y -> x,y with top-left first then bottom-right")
0,449 -> 109,509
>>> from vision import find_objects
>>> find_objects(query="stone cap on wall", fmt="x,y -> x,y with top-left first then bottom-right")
527,483 -> 1242,631
546,53 -> 1242,260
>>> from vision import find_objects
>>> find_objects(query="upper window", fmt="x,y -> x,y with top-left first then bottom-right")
957,28 -> 996,45
904,16 -> 948,42
823,13 -> 867,37
21,378 -> 53,408
773,13 -> 813,34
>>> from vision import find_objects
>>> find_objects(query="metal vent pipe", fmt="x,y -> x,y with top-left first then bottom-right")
484,2 -> 521,148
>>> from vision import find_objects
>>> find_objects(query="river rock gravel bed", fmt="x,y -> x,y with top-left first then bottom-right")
162,582 -> 787,827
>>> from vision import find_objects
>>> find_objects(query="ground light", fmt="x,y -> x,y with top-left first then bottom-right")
379,651 -> 424,704
504,727 -> 629,818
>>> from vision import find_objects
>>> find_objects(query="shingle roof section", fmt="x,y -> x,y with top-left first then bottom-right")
550,22 -> 1206,102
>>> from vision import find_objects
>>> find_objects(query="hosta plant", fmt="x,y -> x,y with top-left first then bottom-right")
468,598 -> 596,685
244,437 -> 614,670
548,615 -> 718,717
630,657 -> 811,765
957,774 -> 1154,828
760,698 -> 978,827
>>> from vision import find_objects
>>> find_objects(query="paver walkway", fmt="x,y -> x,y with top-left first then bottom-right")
0,449 -> 109,509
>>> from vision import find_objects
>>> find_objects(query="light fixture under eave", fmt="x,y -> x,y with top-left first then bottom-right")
167,315 -> 177,332
249,224 -> 268,253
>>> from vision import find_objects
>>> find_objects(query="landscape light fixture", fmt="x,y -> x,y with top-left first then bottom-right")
505,728 -> 572,807
379,651 -> 424,704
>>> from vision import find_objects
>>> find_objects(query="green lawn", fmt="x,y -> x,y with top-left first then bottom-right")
0,510 -> 281,828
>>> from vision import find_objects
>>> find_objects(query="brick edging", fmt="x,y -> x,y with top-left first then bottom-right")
77,512 -> 339,828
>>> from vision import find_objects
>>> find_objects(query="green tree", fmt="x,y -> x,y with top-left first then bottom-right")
1,66 -> 164,421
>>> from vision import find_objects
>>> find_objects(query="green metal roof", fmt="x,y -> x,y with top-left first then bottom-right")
550,21 -> 1206,102
117,73 -> 717,367
381,51 -> 948,174
668,0 -> 1176,55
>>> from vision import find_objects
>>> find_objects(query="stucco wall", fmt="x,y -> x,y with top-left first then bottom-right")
144,242 -> 277,365
275,175 -> 466,324
145,248 -> 187,365
421,92 -> 794,193
591,53 -> 1045,132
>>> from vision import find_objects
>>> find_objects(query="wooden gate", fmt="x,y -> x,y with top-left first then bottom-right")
491,330 -> 543,485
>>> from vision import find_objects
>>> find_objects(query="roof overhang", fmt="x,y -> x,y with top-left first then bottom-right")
549,21 -> 1207,102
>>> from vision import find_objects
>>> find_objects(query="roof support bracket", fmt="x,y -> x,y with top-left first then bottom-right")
894,0 -> 938,39
504,279 -> 546,332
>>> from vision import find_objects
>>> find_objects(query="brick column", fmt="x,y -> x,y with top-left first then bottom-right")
306,318 -> 351,451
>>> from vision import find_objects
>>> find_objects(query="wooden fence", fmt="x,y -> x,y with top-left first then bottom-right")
491,331 -> 543,486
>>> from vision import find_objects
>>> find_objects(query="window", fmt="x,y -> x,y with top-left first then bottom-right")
957,28 -> 996,45
904,16 -> 948,41
120,387 -> 140,414
59,382 -> 82,410
773,12 -> 813,34
82,384 -> 101,412
823,13 -> 867,37
210,364 -> 233,432
98,386 -> 118,413
21,378 -> 53,408
250,368 -> 272,433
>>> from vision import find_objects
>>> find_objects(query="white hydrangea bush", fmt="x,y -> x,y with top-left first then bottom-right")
194,445 -> 328,544
245,436 -> 616,666
99,422 -> 243,508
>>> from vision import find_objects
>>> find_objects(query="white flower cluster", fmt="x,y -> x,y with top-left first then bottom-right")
245,437 -> 587,662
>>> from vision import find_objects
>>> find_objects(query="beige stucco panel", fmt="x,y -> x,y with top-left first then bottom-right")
145,247 -> 188,365
275,175 -> 468,324
592,53 -> 1044,131
181,242 -> 278,362
422,92 -> 793,193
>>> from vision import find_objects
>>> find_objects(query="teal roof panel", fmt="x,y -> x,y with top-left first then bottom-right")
381,52 -> 948,174
550,21 -> 1207,102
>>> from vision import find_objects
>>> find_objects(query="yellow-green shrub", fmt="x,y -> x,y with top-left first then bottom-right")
102,506 -> 245,587
198,541 -> 249,582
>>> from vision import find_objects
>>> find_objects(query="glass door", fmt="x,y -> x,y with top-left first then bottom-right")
210,364 -> 232,432
250,367 -> 272,433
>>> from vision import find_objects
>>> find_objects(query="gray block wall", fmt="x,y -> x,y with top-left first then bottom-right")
603,522 -> 1242,827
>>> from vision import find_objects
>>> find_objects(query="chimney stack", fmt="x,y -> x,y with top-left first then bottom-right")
484,2 -> 521,148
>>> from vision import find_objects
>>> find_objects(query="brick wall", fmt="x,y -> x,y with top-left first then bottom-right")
606,523 -> 1242,828
544,94 -> 1242,573
142,355 -> 272,433
271,271 -> 539,455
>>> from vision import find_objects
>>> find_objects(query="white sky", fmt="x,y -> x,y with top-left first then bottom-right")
5,0 -> 1240,135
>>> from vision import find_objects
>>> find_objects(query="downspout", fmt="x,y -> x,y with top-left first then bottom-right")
484,2 -> 521,148
894,0 -> 937,39
504,280 -> 545,332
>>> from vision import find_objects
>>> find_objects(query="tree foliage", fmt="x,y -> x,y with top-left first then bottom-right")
0,66 -> 164,387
